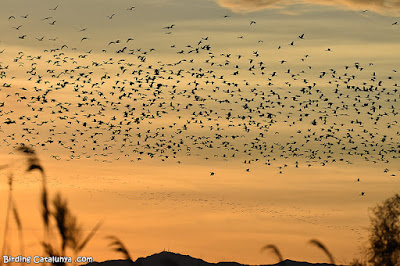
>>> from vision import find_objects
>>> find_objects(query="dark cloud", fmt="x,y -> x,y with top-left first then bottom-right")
216,0 -> 400,15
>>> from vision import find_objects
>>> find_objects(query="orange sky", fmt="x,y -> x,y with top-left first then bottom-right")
0,0 -> 399,265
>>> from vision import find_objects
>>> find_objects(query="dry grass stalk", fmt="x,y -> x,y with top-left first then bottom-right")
107,236 -> 133,262
0,145 -> 99,266
260,244 -> 284,263
308,239 -> 335,264
41,192 -> 102,265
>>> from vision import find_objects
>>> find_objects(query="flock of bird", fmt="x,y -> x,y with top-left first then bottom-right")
0,3 -> 399,183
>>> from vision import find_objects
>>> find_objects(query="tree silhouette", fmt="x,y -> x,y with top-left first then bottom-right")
368,194 -> 400,266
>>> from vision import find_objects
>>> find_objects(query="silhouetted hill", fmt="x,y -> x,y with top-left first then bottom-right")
82,251 -> 346,266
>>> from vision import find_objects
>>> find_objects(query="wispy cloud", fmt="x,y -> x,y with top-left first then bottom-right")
216,0 -> 400,15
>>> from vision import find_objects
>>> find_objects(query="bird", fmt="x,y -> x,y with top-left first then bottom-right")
0,6 -> 397,193
163,24 -> 175,29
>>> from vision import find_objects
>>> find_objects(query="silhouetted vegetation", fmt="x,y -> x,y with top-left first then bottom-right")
259,194 -> 400,266
1,145 -> 100,266
1,172 -> 23,261
308,239 -> 335,264
107,236 -> 133,263
349,258 -> 367,266
1,144 -> 42,261
41,192 -> 102,265
261,239 -> 335,265
2,146 -> 400,266
260,244 -> 284,263
367,194 -> 400,266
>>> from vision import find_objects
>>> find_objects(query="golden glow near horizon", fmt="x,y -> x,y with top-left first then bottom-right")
0,0 -> 399,265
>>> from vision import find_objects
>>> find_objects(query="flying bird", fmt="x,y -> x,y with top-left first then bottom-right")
163,24 -> 175,29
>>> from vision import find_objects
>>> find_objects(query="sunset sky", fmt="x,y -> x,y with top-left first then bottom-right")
0,0 -> 399,265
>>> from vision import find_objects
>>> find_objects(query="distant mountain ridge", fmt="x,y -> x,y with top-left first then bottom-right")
82,251 -> 346,266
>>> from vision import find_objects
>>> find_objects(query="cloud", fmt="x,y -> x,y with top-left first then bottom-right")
216,0 -> 283,12
216,0 -> 400,15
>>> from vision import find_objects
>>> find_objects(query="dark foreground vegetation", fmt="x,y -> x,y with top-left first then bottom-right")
1,145 -> 399,266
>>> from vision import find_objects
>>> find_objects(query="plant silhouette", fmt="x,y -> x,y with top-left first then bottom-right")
368,194 -> 400,266
308,239 -> 335,264
1,145 -> 100,266
260,244 -> 284,263
107,235 -> 134,263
